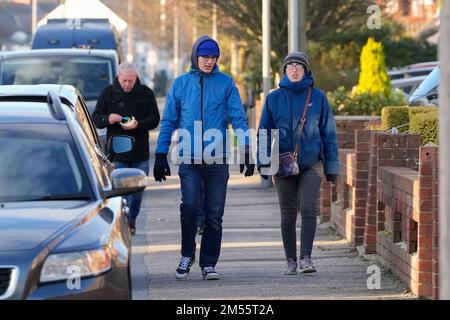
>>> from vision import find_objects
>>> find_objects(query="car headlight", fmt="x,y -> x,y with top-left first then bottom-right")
40,248 -> 111,283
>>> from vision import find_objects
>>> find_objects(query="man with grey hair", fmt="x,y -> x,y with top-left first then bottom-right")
93,62 -> 160,235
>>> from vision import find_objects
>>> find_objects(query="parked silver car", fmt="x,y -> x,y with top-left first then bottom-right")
388,61 -> 438,81
409,66 -> 439,106
391,75 -> 427,99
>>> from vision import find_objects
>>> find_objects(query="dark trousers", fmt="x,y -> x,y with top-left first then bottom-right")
197,181 -> 205,226
178,164 -> 229,268
114,160 -> 149,222
274,162 -> 323,259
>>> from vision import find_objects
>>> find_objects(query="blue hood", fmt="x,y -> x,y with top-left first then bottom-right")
190,35 -> 220,70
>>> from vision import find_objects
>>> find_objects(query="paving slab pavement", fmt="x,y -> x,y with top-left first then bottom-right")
131,161 -> 415,300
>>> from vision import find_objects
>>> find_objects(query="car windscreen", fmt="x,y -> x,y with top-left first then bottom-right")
409,66 -> 440,102
0,123 -> 94,202
0,55 -> 113,101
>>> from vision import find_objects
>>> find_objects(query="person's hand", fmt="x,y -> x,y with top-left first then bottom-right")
153,153 -> 171,182
109,113 -> 123,125
239,151 -> 255,177
258,164 -> 270,180
326,174 -> 338,183
122,119 -> 138,131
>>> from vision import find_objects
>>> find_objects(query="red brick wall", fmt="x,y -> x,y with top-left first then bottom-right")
330,130 -> 372,245
420,146 -> 439,299
334,117 -> 381,149
376,146 -> 439,298
432,147 -> 439,300
331,149 -> 353,238
329,121 -> 440,299
353,130 -> 371,246
331,132 -> 420,249
321,117 -> 379,223
377,166 -> 419,288
363,133 -> 420,254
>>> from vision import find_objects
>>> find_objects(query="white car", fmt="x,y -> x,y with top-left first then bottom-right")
408,66 -> 439,106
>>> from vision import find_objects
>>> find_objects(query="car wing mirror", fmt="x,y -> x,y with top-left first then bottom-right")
104,168 -> 147,199
107,135 -> 135,161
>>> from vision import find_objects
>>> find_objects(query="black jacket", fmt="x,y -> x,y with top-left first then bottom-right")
93,78 -> 160,162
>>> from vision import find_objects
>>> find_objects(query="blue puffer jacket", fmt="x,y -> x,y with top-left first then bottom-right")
156,36 -> 248,160
257,74 -> 339,174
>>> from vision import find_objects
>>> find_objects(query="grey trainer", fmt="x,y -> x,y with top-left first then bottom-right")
299,255 -> 316,274
281,258 -> 298,275
175,256 -> 195,280
202,266 -> 220,280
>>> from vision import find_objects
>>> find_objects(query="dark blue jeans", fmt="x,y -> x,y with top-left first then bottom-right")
197,182 -> 205,226
114,160 -> 149,223
178,164 -> 229,268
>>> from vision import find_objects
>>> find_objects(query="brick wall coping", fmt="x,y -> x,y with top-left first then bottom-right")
378,166 -> 418,196
335,116 -> 381,121
339,149 -> 356,154
379,166 -> 419,183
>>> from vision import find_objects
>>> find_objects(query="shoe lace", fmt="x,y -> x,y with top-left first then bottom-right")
203,266 -> 215,273
178,257 -> 192,270
302,256 -> 312,266
285,258 -> 297,269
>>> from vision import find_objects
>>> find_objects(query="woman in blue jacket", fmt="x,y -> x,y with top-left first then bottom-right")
257,52 -> 339,274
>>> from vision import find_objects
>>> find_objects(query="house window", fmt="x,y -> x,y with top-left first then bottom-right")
401,0 -> 410,15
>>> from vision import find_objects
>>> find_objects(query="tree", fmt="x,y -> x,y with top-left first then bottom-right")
199,0 -> 372,68
194,0 -> 374,93
356,37 -> 391,95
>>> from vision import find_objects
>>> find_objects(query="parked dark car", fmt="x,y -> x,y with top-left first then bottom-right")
0,85 -> 146,300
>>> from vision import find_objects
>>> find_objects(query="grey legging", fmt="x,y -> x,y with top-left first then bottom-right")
275,161 -> 323,259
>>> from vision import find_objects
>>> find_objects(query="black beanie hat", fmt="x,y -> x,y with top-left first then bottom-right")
282,51 -> 310,75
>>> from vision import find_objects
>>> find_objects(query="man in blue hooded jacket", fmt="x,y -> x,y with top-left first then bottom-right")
154,36 -> 254,280
257,52 -> 339,275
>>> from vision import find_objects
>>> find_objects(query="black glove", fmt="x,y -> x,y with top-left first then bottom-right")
239,151 -> 255,177
153,153 -> 171,182
326,174 -> 338,183
258,165 -> 270,180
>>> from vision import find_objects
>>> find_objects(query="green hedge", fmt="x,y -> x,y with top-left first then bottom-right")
381,106 -> 410,132
409,108 -> 439,145
327,87 -> 406,116
409,106 -> 437,118
381,106 -> 439,145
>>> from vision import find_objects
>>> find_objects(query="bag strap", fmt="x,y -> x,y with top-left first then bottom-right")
293,87 -> 312,157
